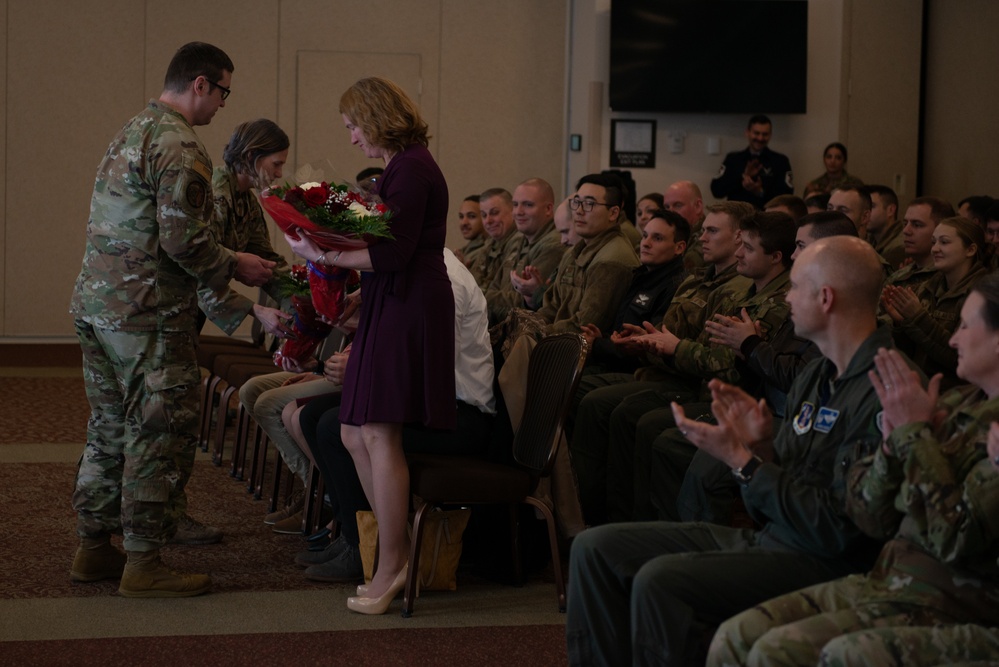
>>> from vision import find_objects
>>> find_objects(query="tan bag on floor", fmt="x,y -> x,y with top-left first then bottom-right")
355,508 -> 471,591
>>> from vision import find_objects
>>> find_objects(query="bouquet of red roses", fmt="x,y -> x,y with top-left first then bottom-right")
261,180 -> 393,250
261,180 -> 389,322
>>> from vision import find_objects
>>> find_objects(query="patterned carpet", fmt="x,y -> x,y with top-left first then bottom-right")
0,362 -> 569,665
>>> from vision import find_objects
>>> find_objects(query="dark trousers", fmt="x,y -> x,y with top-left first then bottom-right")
298,394 -> 494,545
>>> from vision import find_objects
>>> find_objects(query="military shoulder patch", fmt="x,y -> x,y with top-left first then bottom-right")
186,180 -> 207,210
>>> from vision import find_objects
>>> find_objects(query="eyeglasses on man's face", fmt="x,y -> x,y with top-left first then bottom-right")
569,197 -> 613,213
191,76 -> 231,101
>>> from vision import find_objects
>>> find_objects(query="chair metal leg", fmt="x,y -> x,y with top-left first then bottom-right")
199,374 -> 224,451
402,501 -> 432,618
526,496 -> 566,613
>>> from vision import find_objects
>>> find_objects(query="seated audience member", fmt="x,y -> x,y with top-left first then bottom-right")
764,194 -> 807,221
454,194 -> 487,269
662,180 -> 706,272
293,248 -> 495,580
355,166 -> 382,196
568,202 -> 754,524
791,210 -> 858,258
593,176 -> 642,249
958,194 -> 996,227
237,340 -> 349,532
527,173 -> 640,336
710,114 -> 794,208
483,178 -> 564,325
708,276 -> 999,667
886,196 -> 956,290
470,187 -> 518,288
804,191 -> 830,214
580,209 -> 690,376
626,211 -> 799,523
866,183 -> 906,269
802,141 -> 864,197
510,197 -> 576,311
566,236 -> 900,666
634,192 -> 665,234
986,202 -> 999,267
827,184 -> 872,238
884,216 -> 988,388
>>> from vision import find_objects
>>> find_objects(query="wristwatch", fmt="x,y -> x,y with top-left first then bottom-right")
731,455 -> 764,485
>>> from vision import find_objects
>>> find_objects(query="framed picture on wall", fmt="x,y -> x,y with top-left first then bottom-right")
610,119 -> 656,168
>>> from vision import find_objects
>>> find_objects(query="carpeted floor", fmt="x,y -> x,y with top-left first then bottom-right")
0,362 -> 569,665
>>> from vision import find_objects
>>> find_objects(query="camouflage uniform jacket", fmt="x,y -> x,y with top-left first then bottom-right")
470,226 -> 518,289
894,264 -> 989,385
673,269 -> 791,387
484,220 -> 565,324
635,261 -> 750,381
744,326 -> 898,569
886,259 -> 937,291
682,217 -> 706,273
458,234 -> 487,270
70,100 -> 250,334
537,225 -> 639,335
846,385 -> 999,624
203,165 -> 289,312
869,220 -> 906,272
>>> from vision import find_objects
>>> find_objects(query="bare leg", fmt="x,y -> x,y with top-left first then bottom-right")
281,402 -> 317,467
350,422 -> 409,598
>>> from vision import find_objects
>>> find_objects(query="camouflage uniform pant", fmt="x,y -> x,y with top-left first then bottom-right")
820,623 -> 999,667
707,573 -> 962,667
73,321 -> 201,551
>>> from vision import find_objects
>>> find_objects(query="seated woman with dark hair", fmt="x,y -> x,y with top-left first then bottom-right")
883,215 -> 989,387
802,141 -> 864,198
708,272 -> 999,667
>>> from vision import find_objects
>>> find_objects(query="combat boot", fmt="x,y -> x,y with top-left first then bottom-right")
70,537 -> 127,583
118,550 -> 211,598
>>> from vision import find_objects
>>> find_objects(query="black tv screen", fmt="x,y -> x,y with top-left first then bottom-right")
610,0 -> 808,114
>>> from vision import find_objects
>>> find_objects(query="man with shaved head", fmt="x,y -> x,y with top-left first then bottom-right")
663,180 -> 706,271
567,236 -> 909,667
483,177 -> 565,324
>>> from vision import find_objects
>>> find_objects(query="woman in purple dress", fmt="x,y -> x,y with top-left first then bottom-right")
285,77 -> 455,615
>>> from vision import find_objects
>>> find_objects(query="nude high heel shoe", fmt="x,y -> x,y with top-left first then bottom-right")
346,564 -> 408,615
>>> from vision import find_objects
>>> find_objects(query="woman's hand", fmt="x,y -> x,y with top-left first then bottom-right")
868,347 -> 942,439
882,285 -> 924,322
284,228 -> 323,262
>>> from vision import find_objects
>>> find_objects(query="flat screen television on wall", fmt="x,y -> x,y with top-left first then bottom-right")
610,0 -> 808,114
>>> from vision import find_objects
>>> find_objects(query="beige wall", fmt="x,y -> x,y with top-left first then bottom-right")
922,0 -> 999,204
1,0 -> 568,339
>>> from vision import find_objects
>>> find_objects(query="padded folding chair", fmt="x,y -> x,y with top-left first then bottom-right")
401,333 -> 588,617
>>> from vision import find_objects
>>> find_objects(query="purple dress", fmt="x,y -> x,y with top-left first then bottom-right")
339,144 -> 456,430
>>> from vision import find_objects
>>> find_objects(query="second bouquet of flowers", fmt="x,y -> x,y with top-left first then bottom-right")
261,179 -> 388,322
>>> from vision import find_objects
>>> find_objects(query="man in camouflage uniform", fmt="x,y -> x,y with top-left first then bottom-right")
885,196 -> 955,291
568,201 -> 752,525
708,299 -> 999,667
625,211 -> 799,523
68,42 -> 291,598
483,178 -> 565,325
470,187 -> 519,289
567,237 -> 897,666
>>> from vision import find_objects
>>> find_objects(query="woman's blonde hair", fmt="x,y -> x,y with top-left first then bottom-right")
339,77 -> 429,156
937,215 -> 986,266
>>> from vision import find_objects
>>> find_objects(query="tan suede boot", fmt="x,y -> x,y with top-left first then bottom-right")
70,537 -> 127,583
118,550 -> 211,598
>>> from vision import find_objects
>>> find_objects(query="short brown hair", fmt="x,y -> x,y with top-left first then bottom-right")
339,77 -> 429,155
